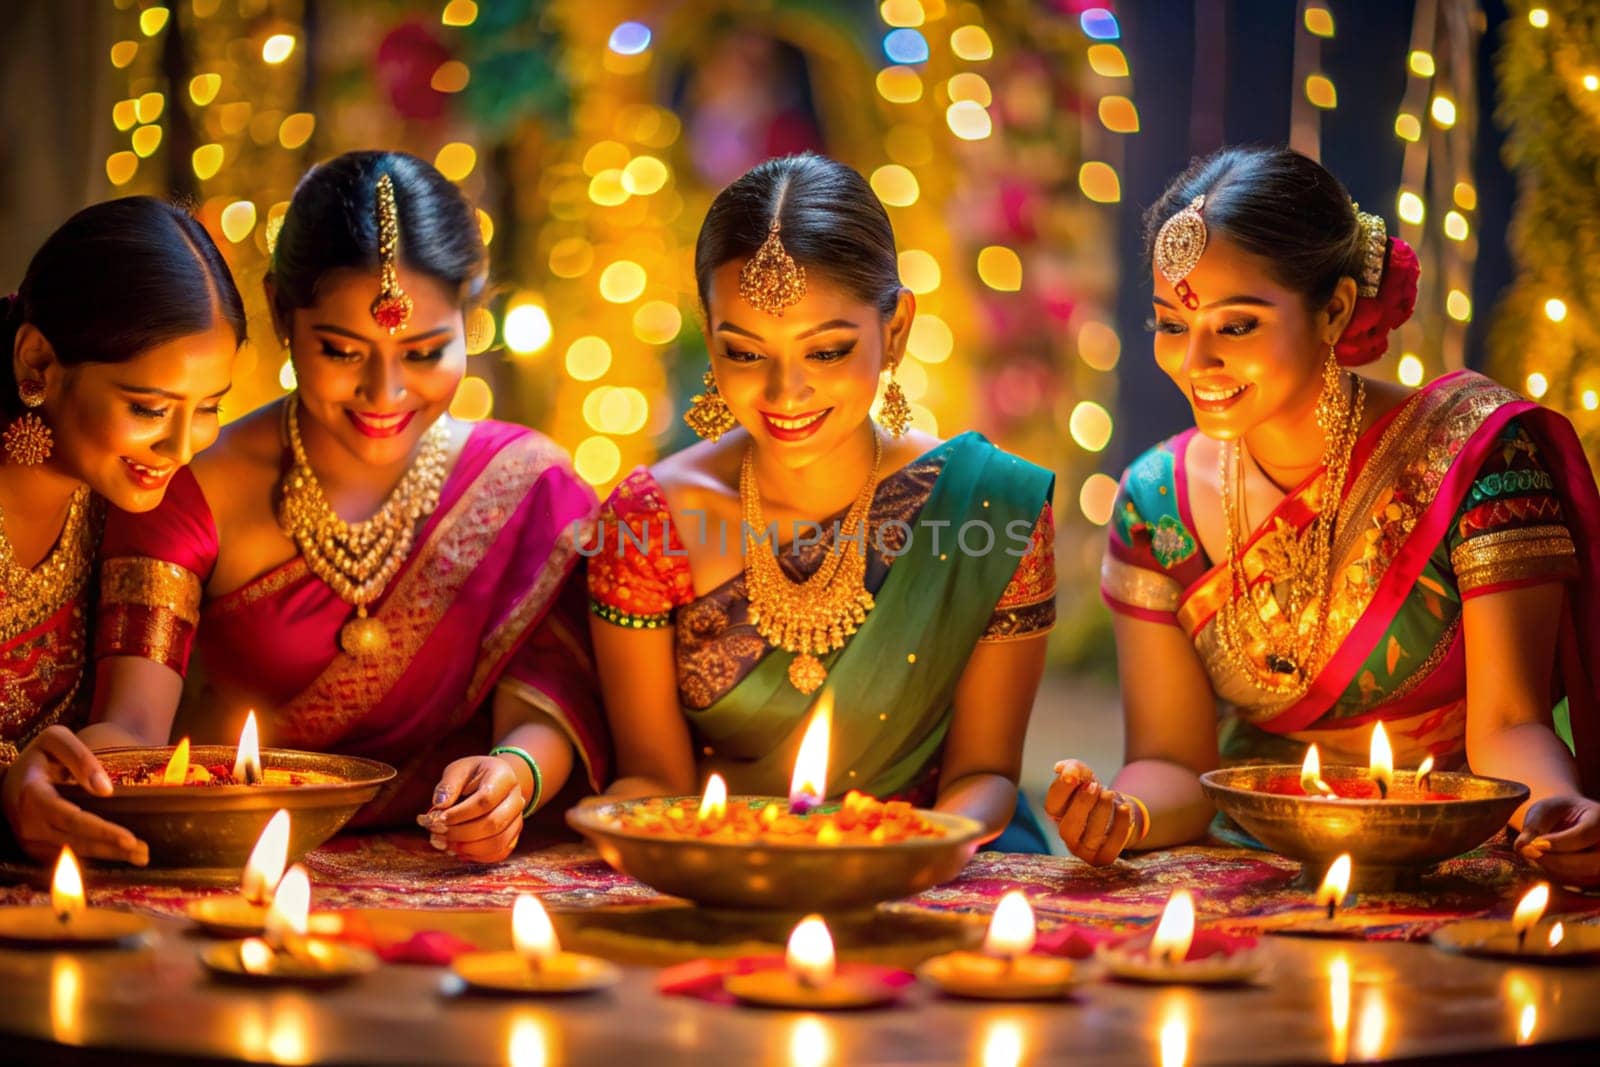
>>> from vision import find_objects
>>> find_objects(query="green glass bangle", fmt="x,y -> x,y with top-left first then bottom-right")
490,745 -> 543,819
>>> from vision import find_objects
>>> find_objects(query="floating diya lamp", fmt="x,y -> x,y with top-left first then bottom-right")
1200,722 -> 1528,891
0,846 -> 151,947
451,894 -> 620,995
58,713 -> 394,873
566,689 -> 985,912
919,891 -> 1077,1000
185,809 -> 291,936
723,914 -> 903,1009
1430,881 -> 1600,961
200,865 -> 377,984
1096,890 -> 1264,985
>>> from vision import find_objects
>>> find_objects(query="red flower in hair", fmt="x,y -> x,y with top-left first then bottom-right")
1334,237 -> 1419,366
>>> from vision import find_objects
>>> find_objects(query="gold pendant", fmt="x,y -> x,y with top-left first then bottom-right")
340,612 -> 389,656
787,653 -> 827,694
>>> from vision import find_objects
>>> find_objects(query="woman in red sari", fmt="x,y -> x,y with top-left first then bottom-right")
7,152 -> 604,867
0,199 -> 242,864
1051,147 -> 1600,885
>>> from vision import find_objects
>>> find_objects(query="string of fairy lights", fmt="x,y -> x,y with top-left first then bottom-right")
1288,1 -> 1482,390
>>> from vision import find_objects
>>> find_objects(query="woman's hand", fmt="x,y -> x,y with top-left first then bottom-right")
1515,795 -> 1600,887
418,756 -> 525,864
1,726 -> 147,866
1045,758 -> 1137,866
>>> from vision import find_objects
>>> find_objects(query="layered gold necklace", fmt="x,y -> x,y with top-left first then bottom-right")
741,433 -> 881,694
1213,371 -> 1365,700
277,394 -> 451,656
0,485 -> 95,645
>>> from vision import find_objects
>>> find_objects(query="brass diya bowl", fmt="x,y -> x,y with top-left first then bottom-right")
567,796 -> 985,913
1201,765 -> 1528,890
58,746 -> 395,873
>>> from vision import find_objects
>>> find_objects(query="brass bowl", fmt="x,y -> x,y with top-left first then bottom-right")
58,746 -> 396,872
566,796 -> 985,913
1201,765 -> 1528,889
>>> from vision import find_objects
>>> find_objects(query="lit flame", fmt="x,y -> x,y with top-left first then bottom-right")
1149,889 -> 1196,965
264,864 -> 310,951
1317,854 -> 1352,918
789,1016 -> 834,1067
51,846 -> 84,922
239,937 -> 276,975
512,894 -> 559,962
788,693 -> 833,809
1548,922 -> 1565,950
234,711 -> 262,785
162,737 -> 191,785
241,809 -> 291,906
1415,755 -> 1434,786
1300,744 -> 1332,796
1512,882 -> 1550,937
1369,722 -> 1393,797
1329,954 -> 1351,1063
980,1018 -> 1024,1067
984,890 -> 1037,958
786,914 -> 836,988
697,773 -> 728,822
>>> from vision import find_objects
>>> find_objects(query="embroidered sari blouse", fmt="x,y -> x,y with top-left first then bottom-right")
588,444 -> 1057,711
1101,389 -> 1579,767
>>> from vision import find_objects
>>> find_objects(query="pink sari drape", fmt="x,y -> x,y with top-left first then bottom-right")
98,420 -> 607,823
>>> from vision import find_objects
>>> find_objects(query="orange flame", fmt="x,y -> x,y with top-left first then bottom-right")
512,894 -> 559,962
162,737 -> 191,785
1300,744 -> 1332,796
786,914 -> 836,988
983,890 -> 1037,958
1369,722 -> 1393,797
1512,883 -> 1550,937
697,773 -> 728,823
241,809 -> 291,906
51,846 -> 84,923
787,691 -> 833,809
233,711 -> 262,785
1316,854 -> 1352,918
264,865 -> 309,954
1150,889 -> 1195,965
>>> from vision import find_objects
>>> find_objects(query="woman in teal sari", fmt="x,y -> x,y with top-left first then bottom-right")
586,154 -> 1057,850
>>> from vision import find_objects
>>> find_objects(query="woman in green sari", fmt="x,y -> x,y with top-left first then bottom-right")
586,154 -> 1057,851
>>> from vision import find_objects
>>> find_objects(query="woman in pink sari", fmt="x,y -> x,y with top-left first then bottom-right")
1051,147 -> 1600,885
8,152 -> 604,866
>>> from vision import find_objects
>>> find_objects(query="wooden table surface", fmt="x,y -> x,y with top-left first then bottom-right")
0,907 -> 1596,1065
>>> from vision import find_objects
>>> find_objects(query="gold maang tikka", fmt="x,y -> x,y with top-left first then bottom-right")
1154,195 -> 1207,309
369,174 -> 413,334
738,219 -> 807,316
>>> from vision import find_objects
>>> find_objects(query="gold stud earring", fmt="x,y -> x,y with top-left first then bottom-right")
878,370 -> 911,439
4,380 -> 52,465
684,367 -> 737,441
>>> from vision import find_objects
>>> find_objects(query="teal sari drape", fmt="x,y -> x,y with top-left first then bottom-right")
688,432 -> 1055,812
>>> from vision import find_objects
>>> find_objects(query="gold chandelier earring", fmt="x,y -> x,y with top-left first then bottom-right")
878,368 -> 911,438
1314,343 -> 1347,433
4,380 -> 52,465
684,367 -> 737,441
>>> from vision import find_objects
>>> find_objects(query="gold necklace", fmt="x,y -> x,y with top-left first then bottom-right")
276,394 -> 451,656
1213,372 -> 1365,699
741,433 -> 881,694
0,485 -> 95,645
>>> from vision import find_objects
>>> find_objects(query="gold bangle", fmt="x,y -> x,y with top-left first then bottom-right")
1125,794 -> 1152,844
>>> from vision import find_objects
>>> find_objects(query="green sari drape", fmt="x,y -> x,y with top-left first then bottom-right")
688,432 -> 1055,800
